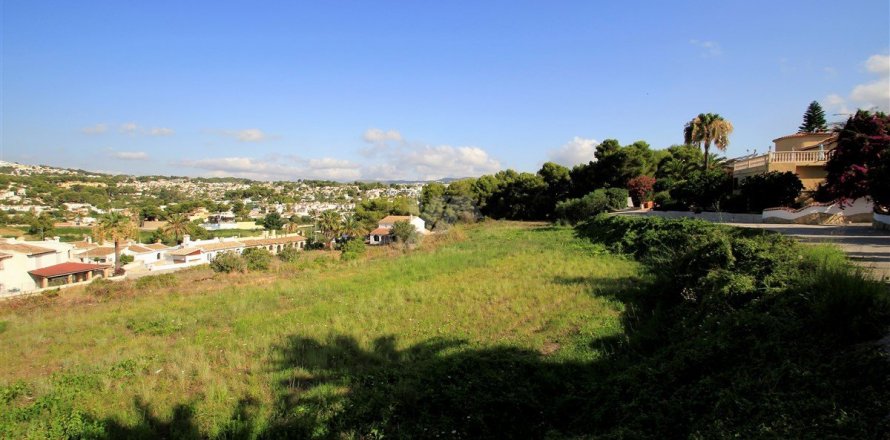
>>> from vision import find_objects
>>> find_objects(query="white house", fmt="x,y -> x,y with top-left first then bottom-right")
0,238 -> 77,294
162,232 -> 306,266
368,215 -> 429,245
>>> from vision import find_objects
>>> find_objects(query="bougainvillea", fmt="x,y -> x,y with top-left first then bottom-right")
819,110 -> 889,209
626,175 -> 656,205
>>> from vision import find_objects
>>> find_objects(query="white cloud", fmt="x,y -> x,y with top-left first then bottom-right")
149,127 -> 175,136
689,39 -> 722,58
120,122 -> 139,134
81,123 -> 108,135
865,54 -> 890,74
177,156 -> 361,181
223,128 -> 267,142
825,53 -> 890,113
547,137 -> 599,167
111,151 -> 149,161
393,145 -> 501,181
362,128 -> 403,144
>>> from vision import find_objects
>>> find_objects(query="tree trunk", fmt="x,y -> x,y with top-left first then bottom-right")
114,240 -> 122,275
703,142 -> 711,170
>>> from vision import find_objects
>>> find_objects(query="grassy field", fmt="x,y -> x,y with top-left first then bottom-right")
0,222 -> 643,438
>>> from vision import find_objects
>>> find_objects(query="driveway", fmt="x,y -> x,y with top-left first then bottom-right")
729,223 -> 890,281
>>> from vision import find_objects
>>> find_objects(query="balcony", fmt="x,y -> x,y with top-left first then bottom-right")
733,150 -> 833,173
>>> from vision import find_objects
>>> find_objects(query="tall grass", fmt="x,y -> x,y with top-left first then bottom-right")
0,222 -> 640,438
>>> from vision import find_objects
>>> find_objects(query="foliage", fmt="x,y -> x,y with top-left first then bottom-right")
554,188 -> 627,224
340,238 -> 366,261
118,254 -> 134,265
354,197 -> 417,231
799,100 -> 828,133
818,110 -> 890,208
262,212 -> 285,231
242,248 -> 272,271
209,251 -> 247,273
669,168 -> 732,211
161,213 -> 191,243
683,113 -> 734,169
277,246 -> 301,263
390,220 -> 420,248
626,175 -> 656,205
92,213 -> 139,275
27,212 -> 55,239
570,139 -> 657,197
738,171 -> 804,211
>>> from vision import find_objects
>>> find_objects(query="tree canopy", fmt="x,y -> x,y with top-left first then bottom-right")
818,110 -> 890,209
798,101 -> 828,133
683,113 -> 733,170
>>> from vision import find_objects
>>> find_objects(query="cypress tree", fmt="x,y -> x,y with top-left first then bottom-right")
798,101 -> 828,133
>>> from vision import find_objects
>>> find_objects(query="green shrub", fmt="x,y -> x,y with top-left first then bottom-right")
118,254 -> 135,265
604,187 -> 629,210
278,246 -> 301,262
340,239 -> 366,261
242,248 -> 272,271
555,189 -> 628,224
125,316 -> 184,336
86,278 -> 119,297
210,251 -> 247,273
739,171 -> 804,212
134,274 -> 178,290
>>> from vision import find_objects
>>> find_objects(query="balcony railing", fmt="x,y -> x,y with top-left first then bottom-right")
733,150 -> 833,172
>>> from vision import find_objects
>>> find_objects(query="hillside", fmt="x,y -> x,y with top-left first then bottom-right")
0,220 -> 887,439
0,222 -> 640,438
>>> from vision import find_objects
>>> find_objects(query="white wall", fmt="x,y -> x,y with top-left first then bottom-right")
762,198 -> 873,222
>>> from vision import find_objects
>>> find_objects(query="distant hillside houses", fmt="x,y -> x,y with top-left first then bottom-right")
0,230 -> 308,298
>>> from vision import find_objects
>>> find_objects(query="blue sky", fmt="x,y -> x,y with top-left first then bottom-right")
2,1 -> 889,181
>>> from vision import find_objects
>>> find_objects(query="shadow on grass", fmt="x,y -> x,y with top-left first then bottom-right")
82,278 -> 889,439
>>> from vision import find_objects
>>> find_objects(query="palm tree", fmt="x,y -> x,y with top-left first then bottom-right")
683,113 -> 734,170
162,213 -> 191,243
340,214 -> 367,239
319,210 -> 342,241
93,212 -> 139,275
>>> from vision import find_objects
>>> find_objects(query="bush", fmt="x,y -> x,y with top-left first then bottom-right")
391,221 -> 420,248
242,248 -> 272,271
134,274 -> 178,290
118,254 -> 135,265
340,239 -> 367,261
576,215 -> 804,305
278,246 -> 301,263
670,168 -> 732,211
210,251 -> 247,273
626,176 -> 656,206
554,189 -> 629,224
738,171 -> 803,212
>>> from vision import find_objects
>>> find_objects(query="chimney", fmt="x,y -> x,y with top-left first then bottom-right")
53,236 -> 60,242
182,234 -> 191,245
86,236 -> 92,244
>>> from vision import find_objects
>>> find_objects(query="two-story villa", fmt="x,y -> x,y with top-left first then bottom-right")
732,132 -> 837,191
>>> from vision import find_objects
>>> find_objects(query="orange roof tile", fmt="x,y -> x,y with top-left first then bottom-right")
0,242 -> 56,256
29,262 -> 109,278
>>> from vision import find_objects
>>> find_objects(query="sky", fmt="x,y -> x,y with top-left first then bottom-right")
1,1 -> 889,181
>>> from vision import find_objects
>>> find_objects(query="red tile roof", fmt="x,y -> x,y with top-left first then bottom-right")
379,215 -> 412,224
772,132 -> 835,142
29,262 -> 110,278
370,227 -> 391,235
0,242 -> 56,256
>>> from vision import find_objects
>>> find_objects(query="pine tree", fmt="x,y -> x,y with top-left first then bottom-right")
798,101 -> 828,133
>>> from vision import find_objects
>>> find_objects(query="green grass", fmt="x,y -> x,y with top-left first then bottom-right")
0,222 -> 642,438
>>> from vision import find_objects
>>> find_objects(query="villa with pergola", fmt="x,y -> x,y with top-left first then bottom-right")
28,262 -> 111,289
